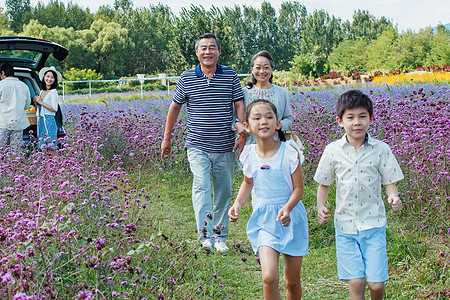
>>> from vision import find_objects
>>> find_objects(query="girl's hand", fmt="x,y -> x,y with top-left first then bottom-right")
228,203 -> 241,222
32,96 -> 41,105
276,207 -> 291,227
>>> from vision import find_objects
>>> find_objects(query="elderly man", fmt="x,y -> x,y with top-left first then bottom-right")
161,33 -> 245,252
0,63 -> 31,153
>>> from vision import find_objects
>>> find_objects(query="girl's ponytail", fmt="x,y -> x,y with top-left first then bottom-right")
277,129 -> 286,142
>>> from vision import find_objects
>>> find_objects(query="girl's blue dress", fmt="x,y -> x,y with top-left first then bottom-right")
240,141 -> 309,256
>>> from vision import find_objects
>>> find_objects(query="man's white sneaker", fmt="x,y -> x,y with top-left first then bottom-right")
214,241 -> 229,252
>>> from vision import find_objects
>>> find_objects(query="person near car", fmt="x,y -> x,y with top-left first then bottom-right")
33,66 -> 61,149
0,62 -> 31,154
160,33 -> 245,252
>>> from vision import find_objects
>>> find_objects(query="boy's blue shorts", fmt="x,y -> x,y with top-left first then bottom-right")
335,226 -> 388,282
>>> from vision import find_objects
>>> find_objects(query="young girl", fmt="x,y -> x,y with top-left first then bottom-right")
228,99 -> 309,299
33,66 -> 61,149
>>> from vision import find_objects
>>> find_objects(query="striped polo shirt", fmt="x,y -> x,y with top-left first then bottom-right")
173,64 -> 244,153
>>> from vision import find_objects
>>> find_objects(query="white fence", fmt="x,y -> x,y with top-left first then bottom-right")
61,72 -> 287,102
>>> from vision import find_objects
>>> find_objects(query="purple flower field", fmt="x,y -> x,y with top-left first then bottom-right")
0,84 -> 448,298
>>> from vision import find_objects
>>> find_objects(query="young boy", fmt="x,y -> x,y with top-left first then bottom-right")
314,90 -> 404,300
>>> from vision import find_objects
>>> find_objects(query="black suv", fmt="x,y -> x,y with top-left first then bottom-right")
0,36 -> 68,146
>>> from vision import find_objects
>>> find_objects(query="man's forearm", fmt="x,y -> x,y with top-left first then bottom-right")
164,102 -> 182,140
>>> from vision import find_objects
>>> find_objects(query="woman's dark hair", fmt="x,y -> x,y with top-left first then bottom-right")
336,90 -> 373,119
246,50 -> 275,89
40,70 -> 59,90
246,99 -> 286,142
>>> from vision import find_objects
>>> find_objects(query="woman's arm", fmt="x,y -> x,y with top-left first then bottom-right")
276,86 -> 293,131
35,90 -> 57,113
48,89 -> 59,111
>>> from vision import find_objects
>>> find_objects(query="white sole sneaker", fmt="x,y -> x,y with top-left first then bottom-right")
214,241 -> 229,252
201,239 -> 213,250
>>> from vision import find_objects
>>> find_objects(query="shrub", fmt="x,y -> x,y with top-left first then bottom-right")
63,68 -> 104,91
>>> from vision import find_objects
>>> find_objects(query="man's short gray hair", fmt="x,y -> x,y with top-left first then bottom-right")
195,33 -> 221,50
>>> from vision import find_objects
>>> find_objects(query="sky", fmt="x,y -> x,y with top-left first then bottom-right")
26,0 -> 449,33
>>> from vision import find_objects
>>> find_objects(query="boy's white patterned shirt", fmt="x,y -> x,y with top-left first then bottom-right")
314,135 -> 404,234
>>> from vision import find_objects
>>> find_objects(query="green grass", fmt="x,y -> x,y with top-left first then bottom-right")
132,166 -> 449,299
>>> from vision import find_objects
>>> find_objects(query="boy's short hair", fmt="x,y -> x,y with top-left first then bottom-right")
336,90 -> 373,119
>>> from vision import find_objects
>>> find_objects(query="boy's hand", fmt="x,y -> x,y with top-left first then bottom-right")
228,204 -> 241,222
317,206 -> 330,225
388,196 -> 402,211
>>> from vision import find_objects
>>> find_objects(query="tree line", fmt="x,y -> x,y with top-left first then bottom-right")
1,0 -> 449,79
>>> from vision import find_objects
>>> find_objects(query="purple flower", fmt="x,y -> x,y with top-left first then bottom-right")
1,272 -> 13,283
76,290 -> 93,300
260,165 -> 270,169
12,293 -> 33,300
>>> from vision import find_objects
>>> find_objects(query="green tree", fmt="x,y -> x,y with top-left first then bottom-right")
95,5 -> 116,22
31,0 -> 93,30
120,4 -> 173,75
289,53 -> 314,77
223,5 -> 260,73
276,1 -> 307,70
20,19 -> 95,70
301,10 -> 343,76
395,29 -> 433,70
225,1 -> 300,73
0,7 -> 11,33
344,9 -> 392,41
114,0 -> 133,12
328,38 -> 368,72
65,3 -> 94,30
82,19 -> 133,77
168,5 -> 233,73
5,0 -> 31,32
30,0 -> 65,28
426,25 -> 450,66
257,2 -> 278,57
366,26 -> 399,71
48,26 -> 96,70
20,19 -> 49,39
